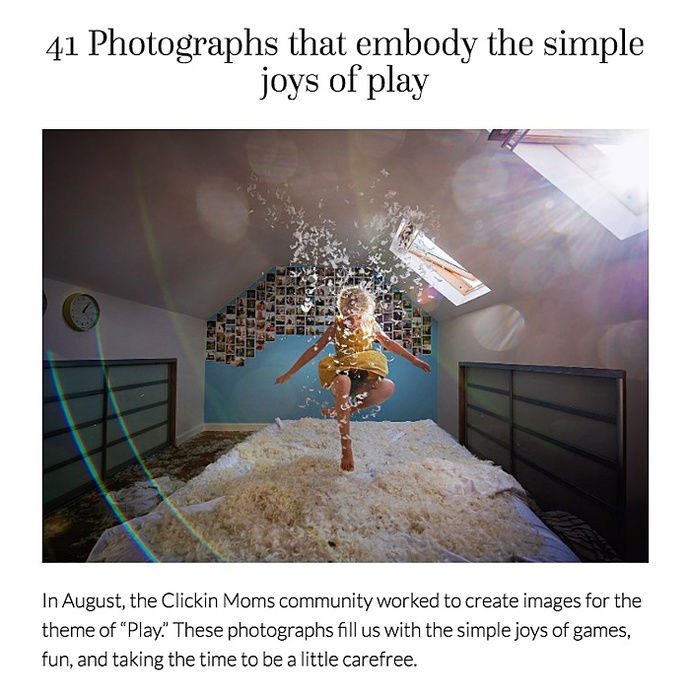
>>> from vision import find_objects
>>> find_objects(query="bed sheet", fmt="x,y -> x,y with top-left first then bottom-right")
87,419 -> 579,563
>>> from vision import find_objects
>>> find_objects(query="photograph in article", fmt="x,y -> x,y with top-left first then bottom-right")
42,129 -> 648,563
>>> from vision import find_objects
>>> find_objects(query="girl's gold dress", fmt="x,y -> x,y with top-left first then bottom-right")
318,316 -> 388,388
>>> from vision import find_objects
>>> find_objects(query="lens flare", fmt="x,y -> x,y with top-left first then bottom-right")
196,177 -> 249,244
416,286 -> 441,312
452,154 -> 511,217
472,304 -> 526,351
44,328 -> 230,562
508,245 -> 572,295
45,353 -> 158,562
597,320 -> 648,375
131,155 -> 216,425
565,223 -> 611,274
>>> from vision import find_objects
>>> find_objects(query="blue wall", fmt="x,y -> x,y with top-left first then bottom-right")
205,330 -> 437,424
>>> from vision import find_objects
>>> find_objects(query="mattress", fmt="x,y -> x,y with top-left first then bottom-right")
87,419 -> 578,563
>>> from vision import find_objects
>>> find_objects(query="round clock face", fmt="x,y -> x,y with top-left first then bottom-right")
63,293 -> 100,331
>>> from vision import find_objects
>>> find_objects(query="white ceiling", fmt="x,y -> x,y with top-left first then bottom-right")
43,129 -> 645,321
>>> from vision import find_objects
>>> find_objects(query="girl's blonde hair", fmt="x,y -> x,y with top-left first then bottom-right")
337,286 -> 375,317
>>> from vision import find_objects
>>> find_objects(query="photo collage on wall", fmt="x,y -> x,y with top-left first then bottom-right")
205,266 -> 433,365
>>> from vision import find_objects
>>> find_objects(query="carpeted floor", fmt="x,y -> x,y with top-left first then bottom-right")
43,431 -> 253,563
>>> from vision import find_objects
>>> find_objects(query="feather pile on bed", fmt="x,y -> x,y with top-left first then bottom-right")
89,419 -> 545,562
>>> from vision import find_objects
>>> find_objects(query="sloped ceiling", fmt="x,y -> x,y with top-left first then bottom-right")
43,129 -> 645,320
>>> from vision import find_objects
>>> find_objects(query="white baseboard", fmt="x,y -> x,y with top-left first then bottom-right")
175,424 -> 205,445
204,423 -> 270,432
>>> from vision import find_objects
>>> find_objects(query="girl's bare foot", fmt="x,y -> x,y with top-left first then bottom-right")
340,450 -> 355,471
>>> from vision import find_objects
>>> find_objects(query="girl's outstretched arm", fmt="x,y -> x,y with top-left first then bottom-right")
375,328 -> 431,373
275,323 -> 336,384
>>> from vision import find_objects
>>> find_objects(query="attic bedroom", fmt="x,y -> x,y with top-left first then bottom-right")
42,129 -> 648,563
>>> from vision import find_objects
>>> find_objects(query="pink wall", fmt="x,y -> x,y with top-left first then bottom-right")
436,235 -> 648,560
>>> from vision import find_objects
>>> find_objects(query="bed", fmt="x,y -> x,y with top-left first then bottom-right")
87,418 -> 578,563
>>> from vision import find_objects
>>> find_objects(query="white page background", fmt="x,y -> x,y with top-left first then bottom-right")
5,1 -> 686,697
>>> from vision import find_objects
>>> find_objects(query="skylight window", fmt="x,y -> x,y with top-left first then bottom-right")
489,129 -> 648,240
391,219 -> 491,306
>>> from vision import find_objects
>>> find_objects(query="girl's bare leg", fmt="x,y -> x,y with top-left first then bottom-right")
323,377 -> 396,417
350,378 -> 395,414
329,374 -> 354,471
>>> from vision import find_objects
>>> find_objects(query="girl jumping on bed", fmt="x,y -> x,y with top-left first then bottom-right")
275,286 -> 431,472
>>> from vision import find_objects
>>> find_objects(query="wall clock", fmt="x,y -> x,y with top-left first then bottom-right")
62,293 -> 100,331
